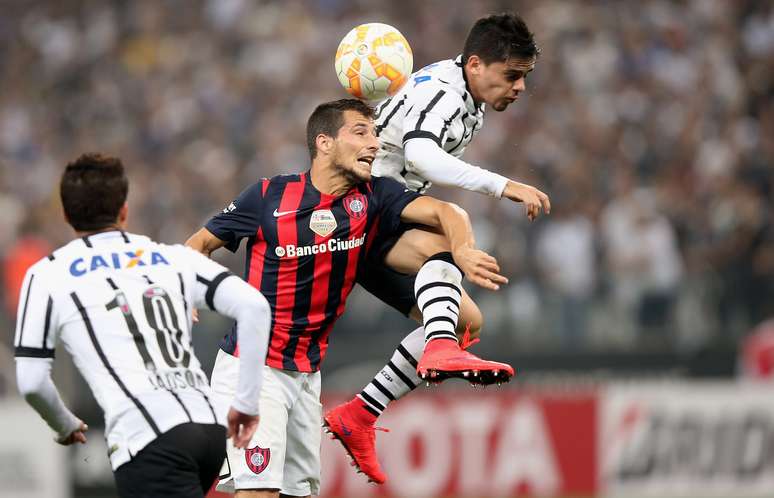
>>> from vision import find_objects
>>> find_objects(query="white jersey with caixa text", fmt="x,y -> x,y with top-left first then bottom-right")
373,55 -> 486,193
13,230 -> 233,469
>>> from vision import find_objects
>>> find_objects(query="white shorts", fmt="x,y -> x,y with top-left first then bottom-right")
210,350 -> 322,496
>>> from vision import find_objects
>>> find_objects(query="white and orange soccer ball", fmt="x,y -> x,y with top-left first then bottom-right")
334,23 -> 413,102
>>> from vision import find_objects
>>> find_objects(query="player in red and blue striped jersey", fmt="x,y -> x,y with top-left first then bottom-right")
186,99 -> 510,495
206,170 -> 415,373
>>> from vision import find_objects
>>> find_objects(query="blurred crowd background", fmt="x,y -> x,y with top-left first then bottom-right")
1,0 -> 772,380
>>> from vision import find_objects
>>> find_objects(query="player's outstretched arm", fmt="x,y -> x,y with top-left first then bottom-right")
403,138 -> 550,220
185,227 -> 227,257
399,197 -> 508,291
16,357 -> 88,445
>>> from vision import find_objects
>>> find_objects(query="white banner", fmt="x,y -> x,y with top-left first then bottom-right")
601,382 -> 774,497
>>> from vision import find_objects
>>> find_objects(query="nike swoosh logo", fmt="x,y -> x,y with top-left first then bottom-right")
273,209 -> 298,217
339,416 -> 353,437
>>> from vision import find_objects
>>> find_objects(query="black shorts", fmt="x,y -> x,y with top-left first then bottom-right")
359,223 -> 420,316
114,423 -> 226,498
358,253 -> 417,318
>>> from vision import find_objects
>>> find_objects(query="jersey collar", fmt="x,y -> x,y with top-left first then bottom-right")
80,229 -> 132,247
455,55 -> 484,113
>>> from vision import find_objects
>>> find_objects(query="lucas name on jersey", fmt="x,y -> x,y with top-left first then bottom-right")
69,249 -> 170,276
147,367 -> 209,392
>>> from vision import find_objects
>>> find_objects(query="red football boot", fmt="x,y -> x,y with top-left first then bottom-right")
416,338 -> 514,385
323,399 -> 389,484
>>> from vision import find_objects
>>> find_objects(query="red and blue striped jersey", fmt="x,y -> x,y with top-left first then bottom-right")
206,172 -> 420,372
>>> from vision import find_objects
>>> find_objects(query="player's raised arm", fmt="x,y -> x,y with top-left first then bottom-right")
399,196 -> 508,291
400,85 -> 512,198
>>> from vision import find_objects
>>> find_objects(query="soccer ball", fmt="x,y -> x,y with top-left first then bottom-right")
335,23 -> 413,102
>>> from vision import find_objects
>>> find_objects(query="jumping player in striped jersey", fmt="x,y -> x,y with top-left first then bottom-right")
185,98 -> 510,496
14,154 -> 271,498
325,13 -> 551,484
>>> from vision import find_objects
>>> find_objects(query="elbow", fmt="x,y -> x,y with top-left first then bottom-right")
184,231 -> 205,253
442,201 -> 470,222
23,391 -> 43,407
252,291 -> 271,318
403,139 -> 422,164
238,290 -> 271,326
185,228 -> 216,257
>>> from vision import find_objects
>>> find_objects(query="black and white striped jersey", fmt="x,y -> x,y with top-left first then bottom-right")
373,56 -> 486,193
13,230 -> 232,469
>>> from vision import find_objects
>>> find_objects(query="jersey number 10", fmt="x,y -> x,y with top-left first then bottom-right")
105,286 -> 191,370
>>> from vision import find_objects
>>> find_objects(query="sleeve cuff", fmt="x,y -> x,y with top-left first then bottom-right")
492,175 -> 509,198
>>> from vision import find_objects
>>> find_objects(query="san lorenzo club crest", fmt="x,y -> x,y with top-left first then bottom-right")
245,445 -> 270,475
343,192 -> 367,219
309,209 -> 337,237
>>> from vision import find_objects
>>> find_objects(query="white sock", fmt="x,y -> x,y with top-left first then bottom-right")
414,252 -> 463,343
357,327 -> 424,416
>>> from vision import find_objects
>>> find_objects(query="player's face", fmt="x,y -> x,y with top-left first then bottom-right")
468,56 -> 535,112
332,110 -> 379,182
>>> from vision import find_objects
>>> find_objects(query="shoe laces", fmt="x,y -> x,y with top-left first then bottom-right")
460,323 -> 480,350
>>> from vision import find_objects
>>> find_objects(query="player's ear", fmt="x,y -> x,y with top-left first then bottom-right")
466,54 -> 482,76
315,133 -> 334,156
117,202 -> 129,227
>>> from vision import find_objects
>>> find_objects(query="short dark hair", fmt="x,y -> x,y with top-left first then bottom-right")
462,13 -> 539,65
60,153 -> 128,231
306,99 -> 375,159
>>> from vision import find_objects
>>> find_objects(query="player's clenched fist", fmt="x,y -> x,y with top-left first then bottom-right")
56,421 -> 89,446
452,246 -> 508,291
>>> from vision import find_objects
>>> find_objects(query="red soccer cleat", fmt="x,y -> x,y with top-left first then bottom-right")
323,399 -> 389,484
417,338 -> 514,385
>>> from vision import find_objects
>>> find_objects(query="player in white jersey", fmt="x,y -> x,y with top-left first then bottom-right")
14,154 -> 271,498
326,13 -> 551,484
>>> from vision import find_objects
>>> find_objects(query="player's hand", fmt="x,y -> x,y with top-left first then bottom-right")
503,180 -> 551,221
227,407 -> 259,450
452,246 -> 508,291
192,307 -> 199,323
56,421 -> 88,446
